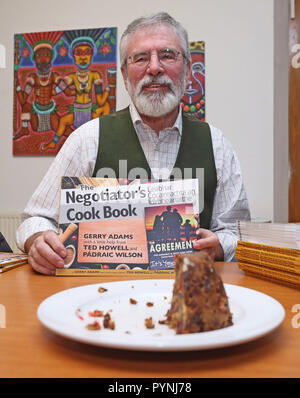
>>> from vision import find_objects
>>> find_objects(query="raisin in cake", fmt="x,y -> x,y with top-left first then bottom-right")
166,252 -> 233,334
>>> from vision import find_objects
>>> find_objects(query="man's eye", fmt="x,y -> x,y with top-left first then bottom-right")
160,51 -> 176,61
134,54 -> 149,63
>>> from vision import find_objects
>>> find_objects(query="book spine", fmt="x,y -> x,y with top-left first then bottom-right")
237,241 -> 300,256
238,260 -> 300,282
0,262 -> 25,273
239,262 -> 300,288
238,261 -> 300,289
239,264 -> 300,289
0,259 -> 28,268
235,246 -> 300,274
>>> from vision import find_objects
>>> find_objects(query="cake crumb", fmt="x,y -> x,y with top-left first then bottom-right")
146,302 -> 154,307
103,312 -> 115,330
89,310 -> 104,317
145,317 -> 155,329
86,321 -> 101,330
130,298 -> 137,304
158,319 -> 168,325
98,286 -> 107,293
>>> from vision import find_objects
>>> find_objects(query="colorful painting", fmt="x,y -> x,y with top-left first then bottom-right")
13,27 -> 117,155
181,41 -> 205,120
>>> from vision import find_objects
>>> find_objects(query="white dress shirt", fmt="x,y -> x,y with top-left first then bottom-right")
16,104 -> 251,261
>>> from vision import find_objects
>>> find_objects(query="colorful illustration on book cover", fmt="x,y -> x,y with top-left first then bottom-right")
145,203 -> 197,270
13,27 -> 117,156
181,41 -> 205,121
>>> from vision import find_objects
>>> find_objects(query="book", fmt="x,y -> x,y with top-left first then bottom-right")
235,241 -> 300,274
237,220 -> 300,250
236,221 -> 300,289
238,260 -> 300,289
0,232 -> 13,252
235,242 -> 300,274
145,202 -> 197,270
0,262 -> 27,273
0,252 -> 28,273
236,240 -> 300,256
56,177 -> 200,275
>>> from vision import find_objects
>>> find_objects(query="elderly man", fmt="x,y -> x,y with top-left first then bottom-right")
16,12 -> 250,275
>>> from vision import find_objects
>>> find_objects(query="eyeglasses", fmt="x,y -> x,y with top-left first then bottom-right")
127,48 -> 184,69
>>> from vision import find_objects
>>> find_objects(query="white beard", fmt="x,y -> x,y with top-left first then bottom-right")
126,74 -> 186,117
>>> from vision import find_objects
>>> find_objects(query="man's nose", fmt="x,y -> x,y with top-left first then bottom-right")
146,53 -> 164,75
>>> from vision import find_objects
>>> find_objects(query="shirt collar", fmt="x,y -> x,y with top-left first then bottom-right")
129,101 -> 182,136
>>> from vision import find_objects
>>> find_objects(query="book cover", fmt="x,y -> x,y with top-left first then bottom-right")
145,203 -> 197,270
57,177 -> 199,275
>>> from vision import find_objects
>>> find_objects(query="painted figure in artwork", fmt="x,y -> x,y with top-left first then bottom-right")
13,32 -> 65,141
42,30 -> 110,151
180,41 -> 205,120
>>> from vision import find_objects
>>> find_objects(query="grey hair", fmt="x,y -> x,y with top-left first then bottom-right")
120,12 -> 191,69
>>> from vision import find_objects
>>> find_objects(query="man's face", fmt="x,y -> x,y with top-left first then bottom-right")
121,25 -> 190,117
34,47 -> 52,74
73,45 -> 93,69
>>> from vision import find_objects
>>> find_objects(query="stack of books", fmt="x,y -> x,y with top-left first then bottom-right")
0,252 -> 28,273
236,221 -> 300,289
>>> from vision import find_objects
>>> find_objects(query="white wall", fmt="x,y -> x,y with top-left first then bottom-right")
0,0 -> 276,220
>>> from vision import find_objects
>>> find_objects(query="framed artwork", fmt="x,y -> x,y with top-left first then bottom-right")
13,27 -> 117,155
181,41 -> 205,120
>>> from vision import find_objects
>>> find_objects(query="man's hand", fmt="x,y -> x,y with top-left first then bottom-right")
193,228 -> 224,261
25,230 -> 67,275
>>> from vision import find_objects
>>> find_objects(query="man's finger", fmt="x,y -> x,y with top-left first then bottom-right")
43,231 -> 67,258
32,235 -> 65,268
29,246 -> 57,271
28,255 -> 56,276
193,235 -> 218,250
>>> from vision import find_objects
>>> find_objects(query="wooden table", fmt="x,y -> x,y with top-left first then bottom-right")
0,262 -> 300,378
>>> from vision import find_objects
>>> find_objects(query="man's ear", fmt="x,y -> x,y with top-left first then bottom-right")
121,66 -> 128,91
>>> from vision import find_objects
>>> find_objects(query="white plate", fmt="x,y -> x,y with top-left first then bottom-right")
37,280 -> 285,352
